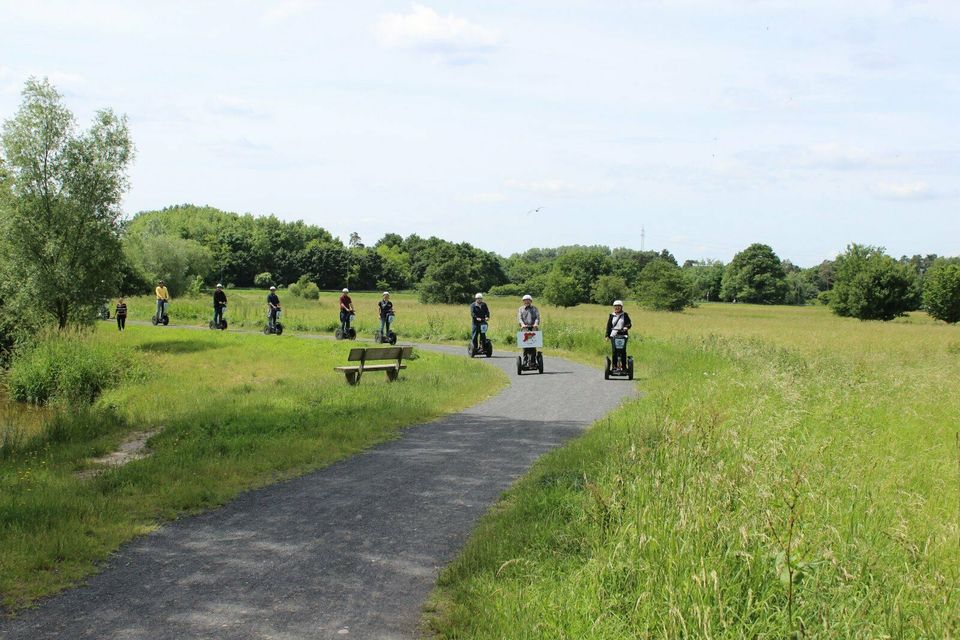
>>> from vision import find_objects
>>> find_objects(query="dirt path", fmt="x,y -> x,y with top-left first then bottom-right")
1,338 -> 637,640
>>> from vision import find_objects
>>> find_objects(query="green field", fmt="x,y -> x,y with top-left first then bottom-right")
0,325 -> 504,610
424,302 -> 960,638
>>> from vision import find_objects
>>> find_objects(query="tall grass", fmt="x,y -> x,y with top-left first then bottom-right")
427,306 -> 960,638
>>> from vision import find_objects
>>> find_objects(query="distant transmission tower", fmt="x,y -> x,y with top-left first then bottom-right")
640,225 -> 645,252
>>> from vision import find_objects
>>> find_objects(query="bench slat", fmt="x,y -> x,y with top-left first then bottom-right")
346,346 -> 412,362
335,364 -> 407,372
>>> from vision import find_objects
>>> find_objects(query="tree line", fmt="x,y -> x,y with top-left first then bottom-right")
2,78 -> 959,361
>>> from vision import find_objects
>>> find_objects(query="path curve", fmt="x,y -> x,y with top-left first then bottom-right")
1,338 -> 637,640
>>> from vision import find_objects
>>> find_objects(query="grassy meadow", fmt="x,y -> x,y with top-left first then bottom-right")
422,301 -> 959,638
0,325 -> 504,611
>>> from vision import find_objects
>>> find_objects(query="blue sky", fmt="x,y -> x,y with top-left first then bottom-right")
2,1 -> 958,266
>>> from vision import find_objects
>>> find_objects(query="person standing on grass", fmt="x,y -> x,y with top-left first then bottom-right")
115,297 -> 127,331
339,288 -> 354,334
213,283 -> 227,327
155,280 -> 169,320
605,300 -> 632,370
267,286 -> 281,330
378,291 -> 394,336
469,293 -> 490,352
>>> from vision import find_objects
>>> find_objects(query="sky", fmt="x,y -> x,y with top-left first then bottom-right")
1,1 -> 958,266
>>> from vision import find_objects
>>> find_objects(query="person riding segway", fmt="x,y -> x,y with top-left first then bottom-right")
604,299 -> 633,380
336,288 -> 356,340
516,294 -> 544,374
374,292 -> 397,344
152,280 -> 170,326
264,286 -> 283,335
468,293 -> 492,357
211,283 -> 227,330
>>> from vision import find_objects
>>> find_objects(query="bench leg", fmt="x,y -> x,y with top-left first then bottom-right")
344,370 -> 360,385
385,368 -> 399,382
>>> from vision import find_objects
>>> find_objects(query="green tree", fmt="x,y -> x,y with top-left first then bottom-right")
637,259 -> 692,311
720,243 -> 789,304
0,78 -> 134,328
683,260 -> 725,301
254,272 -> 274,288
125,234 -> 214,297
542,271 -> 581,308
591,275 -> 631,306
922,259 -> 960,324
829,244 -> 917,321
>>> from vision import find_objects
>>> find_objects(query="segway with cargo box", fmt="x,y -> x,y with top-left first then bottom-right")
516,326 -> 544,375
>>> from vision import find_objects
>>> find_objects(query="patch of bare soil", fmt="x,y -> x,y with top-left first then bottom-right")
75,428 -> 161,478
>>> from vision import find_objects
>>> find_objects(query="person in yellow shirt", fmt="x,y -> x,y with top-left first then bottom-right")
155,280 -> 169,321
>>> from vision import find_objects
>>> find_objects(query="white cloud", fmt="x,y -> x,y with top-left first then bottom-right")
374,3 -> 501,62
873,181 -> 942,201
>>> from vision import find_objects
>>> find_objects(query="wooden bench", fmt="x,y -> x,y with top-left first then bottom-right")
334,346 -> 413,385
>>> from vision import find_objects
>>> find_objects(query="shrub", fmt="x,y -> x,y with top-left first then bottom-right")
637,259 -> 692,311
253,272 -> 273,288
923,261 -> 960,323
185,275 -> 204,298
289,275 -> 320,300
591,275 -> 631,305
542,271 -> 581,308
488,283 -> 525,297
829,244 -> 917,321
7,337 -> 135,405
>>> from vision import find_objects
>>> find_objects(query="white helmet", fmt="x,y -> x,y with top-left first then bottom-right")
270,286 -> 277,291
613,300 -> 623,306
475,293 -> 483,299
382,291 -> 390,296
216,283 -> 223,288
342,288 -> 349,293
522,294 -> 532,301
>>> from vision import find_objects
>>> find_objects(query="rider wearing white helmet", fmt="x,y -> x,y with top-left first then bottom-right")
605,300 -> 632,370
518,294 -> 541,365
378,291 -> 394,337
339,288 -> 354,334
469,293 -> 490,351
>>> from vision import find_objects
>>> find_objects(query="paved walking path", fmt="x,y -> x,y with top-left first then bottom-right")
1,339 -> 636,640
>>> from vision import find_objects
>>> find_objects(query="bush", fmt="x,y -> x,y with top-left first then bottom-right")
542,271 -> 581,308
637,259 -> 692,311
185,275 -> 204,298
488,283 -> 525,297
7,337 -> 135,405
923,261 -> 960,323
829,244 -> 917,321
591,275 -> 631,305
289,275 -> 320,300
253,272 -> 273,288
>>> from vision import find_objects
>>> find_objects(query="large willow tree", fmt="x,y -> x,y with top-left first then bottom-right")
0,77 -> 134,329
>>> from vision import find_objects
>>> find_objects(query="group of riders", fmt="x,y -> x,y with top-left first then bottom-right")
142,281 -> 633,370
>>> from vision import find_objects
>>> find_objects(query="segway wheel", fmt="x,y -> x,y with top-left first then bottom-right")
537,352 -> 544,374
516,356 -> 522,375
276,323 -> 284,336
263,325 -> 271,335
221,320 -> 228,330
374,330 -> 382,343
209,321 -> 216,330
467,343 -> 475,357
335,328 -> 344,340
161,315 -> 169,326
151,315 -> 159,326
605,357 -> 611,380
348,327 -> 356,340
388,332 -> 397,345
627,358 -> 634,380
484,340 -> 493,358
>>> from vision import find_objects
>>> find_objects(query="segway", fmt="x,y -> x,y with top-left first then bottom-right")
467,322 -> 493,357
335,313 -> 357,340
516,325 -> 543,375
97,303 -> 110,320
374,313 -> 397,345
209,305 -> 227,330
604,330 -> 633,380
151,300 -> 170,326
263,308 -> 284,335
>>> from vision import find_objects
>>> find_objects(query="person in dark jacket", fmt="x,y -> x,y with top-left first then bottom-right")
605,300 -> 632,370
378,292 -> 394,336
267,286 -> 281,330
469,293 -> 490,351
213,284 -> 227,327
115,297 -> 127,332
339,288 -> 354,334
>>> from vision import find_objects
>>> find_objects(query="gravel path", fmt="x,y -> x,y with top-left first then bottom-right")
1,341 -> 636,639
